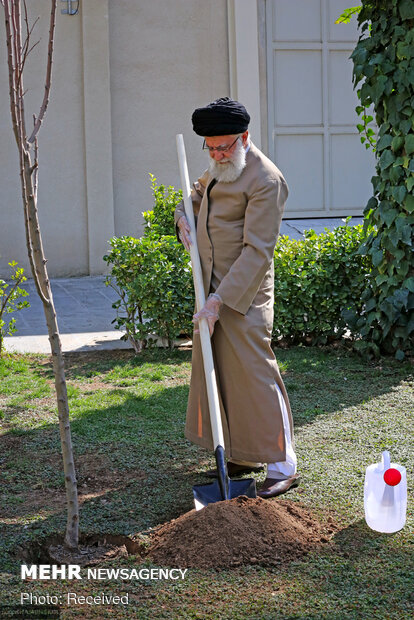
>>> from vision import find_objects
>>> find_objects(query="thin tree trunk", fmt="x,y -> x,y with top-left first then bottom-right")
1,0 -> 79,549
23,150 -> 79,548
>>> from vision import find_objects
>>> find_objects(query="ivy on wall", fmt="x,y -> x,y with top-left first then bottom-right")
347,0 -> 414,359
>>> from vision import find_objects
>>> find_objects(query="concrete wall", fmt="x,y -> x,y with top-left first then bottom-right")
0,0 -> 88,277
109,0 -> 229,238
0,0 -> 229,277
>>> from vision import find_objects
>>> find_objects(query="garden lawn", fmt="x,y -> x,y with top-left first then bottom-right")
0,346 -> 412,619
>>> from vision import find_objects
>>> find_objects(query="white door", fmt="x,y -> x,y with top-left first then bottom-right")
266,0 -> 376,217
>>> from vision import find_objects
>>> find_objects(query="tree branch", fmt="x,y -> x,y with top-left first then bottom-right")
11,0 -> 27,143
32,118 -> 39,199
28,0 -> 56,144
21,2 -> 40,77
3,0 -> 20,144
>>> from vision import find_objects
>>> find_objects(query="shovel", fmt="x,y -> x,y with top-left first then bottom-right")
176,134 -> 257,510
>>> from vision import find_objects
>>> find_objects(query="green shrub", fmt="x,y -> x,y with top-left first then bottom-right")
104,235 -> 194,351
105,177 -> 370,352
104,224 -> 368,351
142,174 -> 183,240
273,223 -> 369,345
0,261 -> 30,357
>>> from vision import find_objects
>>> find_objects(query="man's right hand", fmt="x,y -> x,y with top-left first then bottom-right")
177,215 -> 192,251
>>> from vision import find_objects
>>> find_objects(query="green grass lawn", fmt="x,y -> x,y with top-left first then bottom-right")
0,346 -> 412,619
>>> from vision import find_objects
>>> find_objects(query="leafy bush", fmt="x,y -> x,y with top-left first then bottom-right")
105,177 -> 370,352
104,176 -> 191,350
142,174 -> 183,240
273,223 -> 369,345
0,261 -> 30,357
104,235 -> 194,351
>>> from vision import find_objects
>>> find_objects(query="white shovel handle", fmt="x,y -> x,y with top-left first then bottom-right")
176,134 -> 225,451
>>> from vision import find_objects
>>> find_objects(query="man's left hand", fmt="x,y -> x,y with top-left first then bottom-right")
193,294 -> 223,337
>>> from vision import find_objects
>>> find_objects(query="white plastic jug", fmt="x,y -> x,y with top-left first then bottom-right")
364,451 -> 407,533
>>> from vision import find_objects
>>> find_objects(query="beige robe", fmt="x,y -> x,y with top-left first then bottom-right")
175,143 -> 293,462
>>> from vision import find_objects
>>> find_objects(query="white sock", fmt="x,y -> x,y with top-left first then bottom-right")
266,384 -> 297,480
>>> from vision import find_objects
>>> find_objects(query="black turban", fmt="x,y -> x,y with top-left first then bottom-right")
191,97 -> 250,137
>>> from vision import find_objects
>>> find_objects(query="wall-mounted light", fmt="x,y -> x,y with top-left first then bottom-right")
61,0 -> 79,16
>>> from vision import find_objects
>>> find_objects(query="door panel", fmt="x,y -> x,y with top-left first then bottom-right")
275,134 -> 324,212
274,50 -> 323,126
266,0 -> 375,217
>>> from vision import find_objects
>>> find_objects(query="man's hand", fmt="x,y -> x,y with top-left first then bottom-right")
193,294 -> 223,337
177,215 -> 192,251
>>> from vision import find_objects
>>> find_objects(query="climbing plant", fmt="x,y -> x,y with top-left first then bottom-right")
344,0 -> 414,359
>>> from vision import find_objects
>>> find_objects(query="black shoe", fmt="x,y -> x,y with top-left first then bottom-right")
204,461 -> 265,478
257,475 -> 301,498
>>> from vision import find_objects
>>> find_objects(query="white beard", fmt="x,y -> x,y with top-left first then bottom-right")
208,140 -> 247,183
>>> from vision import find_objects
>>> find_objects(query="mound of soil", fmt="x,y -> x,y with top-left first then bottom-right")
148,496 -> 334,568
20,499 -> 335,570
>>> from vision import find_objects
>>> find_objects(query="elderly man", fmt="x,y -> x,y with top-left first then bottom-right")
175,97 -> 299,498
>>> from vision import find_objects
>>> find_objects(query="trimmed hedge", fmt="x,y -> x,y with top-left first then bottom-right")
273,224 -> 369,345
104,235 -> 194,351
104,177 -> 369,350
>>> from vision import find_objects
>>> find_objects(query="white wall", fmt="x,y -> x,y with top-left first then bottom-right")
0,0 -> 88,277
109,0 -> 229,238
0,0 -> 230,277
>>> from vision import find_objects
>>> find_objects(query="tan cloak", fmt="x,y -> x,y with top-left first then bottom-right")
175,143 -> 293,462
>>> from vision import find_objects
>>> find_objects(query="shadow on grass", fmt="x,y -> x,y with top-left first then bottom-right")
285,518 -> 413,618
23,346 -> 413,431
273,346 -> 413,427
36,349 -> 193,382
1,347 -> 412,575
275,518 -> 413,619
332,518 -> 407,554
0,384 -> 213,565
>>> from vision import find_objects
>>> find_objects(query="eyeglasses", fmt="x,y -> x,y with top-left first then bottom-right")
202,136 -> 240,153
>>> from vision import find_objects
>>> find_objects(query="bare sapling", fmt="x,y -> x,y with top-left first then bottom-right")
1,0 -> 79,548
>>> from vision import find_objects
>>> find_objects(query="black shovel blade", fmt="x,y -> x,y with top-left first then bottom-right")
193,477 -> 256,510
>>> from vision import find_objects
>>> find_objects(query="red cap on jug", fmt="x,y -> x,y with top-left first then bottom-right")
384,468 -> 401,486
